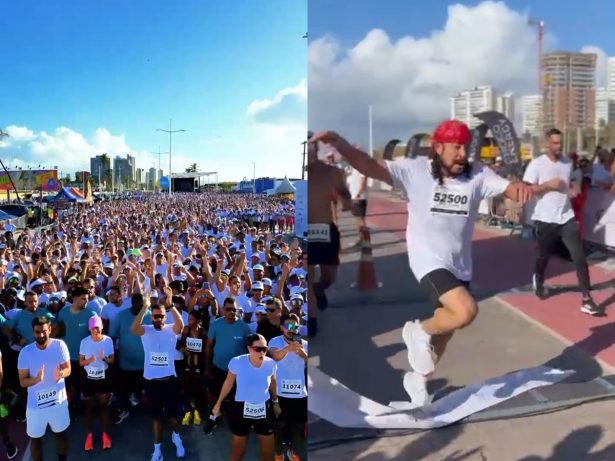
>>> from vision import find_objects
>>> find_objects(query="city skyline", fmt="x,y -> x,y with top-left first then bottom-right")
0,0 -> 307,182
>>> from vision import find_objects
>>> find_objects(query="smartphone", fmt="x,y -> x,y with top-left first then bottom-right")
201,282 -> 210,290
292,333 -> 302,343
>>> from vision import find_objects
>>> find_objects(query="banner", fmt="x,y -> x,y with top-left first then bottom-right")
294,180 -> 307,239
404,133 -> 428,158
382,139 -> 401,161
474,111 -> 522,178
468,123 -> 488,164
0,169 -> 59,191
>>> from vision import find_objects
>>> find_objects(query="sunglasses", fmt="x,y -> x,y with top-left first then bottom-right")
152,314 -> 165,320
250,346 -> 267,353
266,308 -> 277,313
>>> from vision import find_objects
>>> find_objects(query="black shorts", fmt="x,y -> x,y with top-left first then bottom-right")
419,269 -> 470,309
82,373 -> 113,397
228,400 -> 275,436
209,366 -> 236,401
278,396 -> 307,424
351,199 -> 367,218
144,377 -> 180,419
308,223 -> 340,266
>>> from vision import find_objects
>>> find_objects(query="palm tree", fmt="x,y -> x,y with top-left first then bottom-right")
185,163 -> 199,173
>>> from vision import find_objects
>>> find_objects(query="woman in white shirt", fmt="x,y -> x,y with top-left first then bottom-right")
212,333 -> 280,461
79,315 -> 114,452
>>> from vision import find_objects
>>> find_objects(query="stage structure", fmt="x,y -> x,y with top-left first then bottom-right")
170,172 -> 218,192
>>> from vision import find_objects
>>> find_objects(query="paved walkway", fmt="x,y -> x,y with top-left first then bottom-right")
308,190 -> 615,461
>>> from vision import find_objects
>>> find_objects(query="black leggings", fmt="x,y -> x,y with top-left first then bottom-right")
534,218 -> 591,296
182,369 -> 207,414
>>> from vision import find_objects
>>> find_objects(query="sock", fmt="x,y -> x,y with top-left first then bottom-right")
154,443 -> 161,454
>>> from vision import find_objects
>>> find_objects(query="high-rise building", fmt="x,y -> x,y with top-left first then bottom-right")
136,168 -> 146,184
595,87 -> 615,129
90,155 -> 111,183
607,57 -> 615,101
158,169 -> 163,181
113,154 -> 136,185
450,85 -> 496,128
149,167 -> 157,186
522,95 -> 543,137
496,93 -> 515,121
541,51 -> 596,131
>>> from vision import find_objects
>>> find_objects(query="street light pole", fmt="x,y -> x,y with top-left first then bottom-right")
156,119 -> 186,196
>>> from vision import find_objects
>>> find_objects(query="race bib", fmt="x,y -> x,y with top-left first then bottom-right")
86,367 -> 105,380
36,387 -> 59,409
150,352 -> 169,367
243,401 -> 266,420
186,337 -> 203,353
430,184 -> 471,216
308,224 -> 331,243
281,379 -> 302,395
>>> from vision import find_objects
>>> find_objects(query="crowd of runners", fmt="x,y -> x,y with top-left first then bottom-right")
0,192 -> 307,461
308,120 -> 611,407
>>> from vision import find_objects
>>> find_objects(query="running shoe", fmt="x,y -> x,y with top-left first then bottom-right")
84,433 -> 93,451
202,415 -> 218,435
172,432 -> 185,458
114,409 -> 130,424
401,320 -> 435,375
532,274 -> 548,300
5,441 -> 17,460
402,371 -> 432,408
102,432 -> 112,450
274,455 -> 284,461
150,452 -> 163,461
286,449 -> 301,461
182,410 -> 192,426
193,409 -> 202,425
581,299 -> 604,316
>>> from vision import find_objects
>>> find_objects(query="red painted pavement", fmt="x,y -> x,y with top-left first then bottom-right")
365,193 -> 615,369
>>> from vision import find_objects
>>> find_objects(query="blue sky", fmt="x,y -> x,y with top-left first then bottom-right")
308,0 -> 614,147
1,0 -> 307,181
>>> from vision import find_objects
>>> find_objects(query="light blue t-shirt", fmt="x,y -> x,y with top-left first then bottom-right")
208,317 -> 251,371
7,308 -> 55,345
58,306 -> 99,361
109,308 -> 152,371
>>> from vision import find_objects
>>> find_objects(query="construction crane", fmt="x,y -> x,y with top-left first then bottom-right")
528,19 -> 545,94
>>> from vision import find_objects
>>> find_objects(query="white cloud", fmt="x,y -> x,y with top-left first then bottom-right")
5,125 -> 35,141
247,80 -> 307,124
308,0 -> 598,146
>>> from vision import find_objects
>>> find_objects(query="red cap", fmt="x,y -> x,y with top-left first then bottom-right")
432,120 -> 471,145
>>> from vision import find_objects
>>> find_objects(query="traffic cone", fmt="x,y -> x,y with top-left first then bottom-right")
353,226 -> 381,290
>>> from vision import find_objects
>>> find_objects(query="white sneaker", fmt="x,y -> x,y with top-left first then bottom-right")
172,433 -> 185,458
403,371 -> 432,408
150,452 -> 163,461
402,320 -> 435,375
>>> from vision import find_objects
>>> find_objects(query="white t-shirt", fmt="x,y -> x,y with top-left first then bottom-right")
523,154 -> 575,225
268,335 -> 308,399
141,324 -> 178,379
348,168 -> 367,200
386,157 -> 510,281
79,335 -> 114,380
228,354 -> 276,404
17,339 -> 70,410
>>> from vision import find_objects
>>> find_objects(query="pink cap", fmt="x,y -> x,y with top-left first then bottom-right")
88,316 -> 103,330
